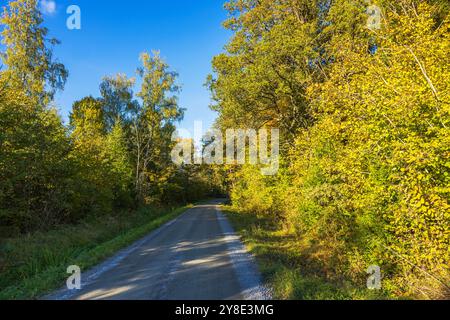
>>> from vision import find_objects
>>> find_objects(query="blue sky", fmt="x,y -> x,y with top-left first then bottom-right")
34,0 -> 231,133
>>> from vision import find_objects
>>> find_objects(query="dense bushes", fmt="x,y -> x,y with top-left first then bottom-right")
212,0 -> 449,298
0,91 -> 74,232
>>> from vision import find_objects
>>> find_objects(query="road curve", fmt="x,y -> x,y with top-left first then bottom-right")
47,200 -> 271,300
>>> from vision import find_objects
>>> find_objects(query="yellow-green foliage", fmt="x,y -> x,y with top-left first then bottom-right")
296,2 -> 450,297
215,0 -> 449,299
69,97 -> 116,217
1,0 -> 214,236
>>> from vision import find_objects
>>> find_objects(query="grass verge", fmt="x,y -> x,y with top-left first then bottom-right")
223,206 -> 389,300
0,204 -> 192,300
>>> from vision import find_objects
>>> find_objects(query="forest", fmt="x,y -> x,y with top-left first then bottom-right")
0,0 -> 449,300
209,0 -> 449,299
0,0 -> 224,235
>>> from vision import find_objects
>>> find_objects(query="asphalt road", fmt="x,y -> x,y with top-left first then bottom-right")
47,200 -> 271,300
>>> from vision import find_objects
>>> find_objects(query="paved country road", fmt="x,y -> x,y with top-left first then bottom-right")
46,200 -> 271,300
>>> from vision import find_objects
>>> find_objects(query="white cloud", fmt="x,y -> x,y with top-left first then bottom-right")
40,0 -> 57,15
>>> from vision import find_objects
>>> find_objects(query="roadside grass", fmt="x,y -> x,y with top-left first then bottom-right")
223,207 -> 389,300
0,204 -> 193,300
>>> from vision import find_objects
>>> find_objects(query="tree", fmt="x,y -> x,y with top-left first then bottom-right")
69,97 -> 114,217
1,0 -> 68,104
0,0 -> 72,231
208,0 -> 329,147
130,51 -> 184,202
99,74 -> 136,132
0,87 -> 73,231
70,96 -> 106,135
106,120 -> 134,208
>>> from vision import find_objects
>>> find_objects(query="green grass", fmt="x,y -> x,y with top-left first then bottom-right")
223,207 -> 388,300
0,204 -> 192,300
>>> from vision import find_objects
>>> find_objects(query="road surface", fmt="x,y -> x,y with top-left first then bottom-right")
47,200 -> 271,300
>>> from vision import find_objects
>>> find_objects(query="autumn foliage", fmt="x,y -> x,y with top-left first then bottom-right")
210,0 -> 449,298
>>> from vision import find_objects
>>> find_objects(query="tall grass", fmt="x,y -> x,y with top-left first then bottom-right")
0,205 -> 191,299
224,207 -> 390,300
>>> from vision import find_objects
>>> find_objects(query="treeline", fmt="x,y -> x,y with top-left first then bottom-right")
0,0 -> 218,235
209,0 -> 449,298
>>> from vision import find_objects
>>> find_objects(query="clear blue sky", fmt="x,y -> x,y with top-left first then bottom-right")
37,0 -> 230,133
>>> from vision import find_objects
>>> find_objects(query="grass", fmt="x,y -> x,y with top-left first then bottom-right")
223,206 -> 388,300
0,204 -> 193,300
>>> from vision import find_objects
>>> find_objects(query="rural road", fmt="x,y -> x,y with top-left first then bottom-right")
47,200 -> 271,300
